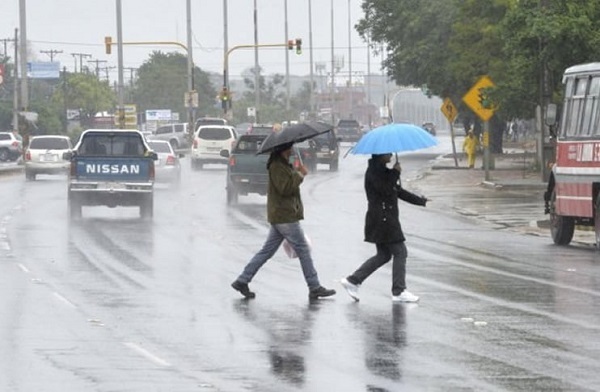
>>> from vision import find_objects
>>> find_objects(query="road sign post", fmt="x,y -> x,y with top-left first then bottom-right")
441,97 -> 459,167
463,76 -> 497,181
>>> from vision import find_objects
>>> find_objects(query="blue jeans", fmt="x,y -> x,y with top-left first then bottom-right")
236,222 -> 321,289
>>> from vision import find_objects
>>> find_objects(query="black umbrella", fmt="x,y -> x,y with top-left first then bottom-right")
256,121 -> 333,155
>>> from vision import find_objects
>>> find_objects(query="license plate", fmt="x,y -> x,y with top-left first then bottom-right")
41,153 -> 57,162
207,147 -> 221,151
99,182 -> 125,190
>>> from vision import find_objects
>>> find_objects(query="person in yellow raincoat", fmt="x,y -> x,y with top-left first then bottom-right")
462,128 -> 480,169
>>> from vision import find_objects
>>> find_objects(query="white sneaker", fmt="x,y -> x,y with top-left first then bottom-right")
392,290 -> 419,303
340,278 -> 360,302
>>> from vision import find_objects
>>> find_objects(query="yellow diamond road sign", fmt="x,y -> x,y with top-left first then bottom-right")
441,98 -> 457,123
463,75 -> 496,122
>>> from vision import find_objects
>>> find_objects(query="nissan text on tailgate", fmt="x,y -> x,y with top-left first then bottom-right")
66,129 -> 158,219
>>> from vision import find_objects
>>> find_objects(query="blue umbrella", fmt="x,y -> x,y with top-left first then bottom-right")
350,123 -> 438,155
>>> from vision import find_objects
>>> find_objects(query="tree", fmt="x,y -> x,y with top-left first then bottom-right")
132,51 -> 217,119
356,0 -> 600,125
51,72 -> 115,128
229,67 -> 294,124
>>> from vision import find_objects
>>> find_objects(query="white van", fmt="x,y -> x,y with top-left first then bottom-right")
191,125 -> 238,170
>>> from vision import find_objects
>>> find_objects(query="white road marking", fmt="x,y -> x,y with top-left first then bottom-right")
18,263 -> 30,273
53,292 -> 77,309
123,342 -> 171,367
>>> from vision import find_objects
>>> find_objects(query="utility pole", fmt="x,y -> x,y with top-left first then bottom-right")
40,49 -> 62,62
70,52 -> 91,73
308,0 -> 315,118
88,59 -> 107,79
123,67 -> 137,84
253,0 -> 260,121
19,0 -> 28,113
347,0 -> 353,119
12,28 -> 19,132
186,0 -> 194,135
223,0 -> 229,91
284,0 -> 290,112
366,32 -> 372,128
330,0 -> 335,125
1,38 -> 16,59
116,0 -> 125,128
101,65 -> 116,82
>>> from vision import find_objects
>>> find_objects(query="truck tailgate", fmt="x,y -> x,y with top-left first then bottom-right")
74,157 -> 153,182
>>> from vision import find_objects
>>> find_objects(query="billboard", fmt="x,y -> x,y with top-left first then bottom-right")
27,62 -> 61,79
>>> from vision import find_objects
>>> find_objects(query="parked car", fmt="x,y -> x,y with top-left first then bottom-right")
0,131 -> 23,162
150,123 -> 190,150
191,125 -> 238,170
147,140 -> 182,187
422,121 -> 437,136
24,135 -> 73,180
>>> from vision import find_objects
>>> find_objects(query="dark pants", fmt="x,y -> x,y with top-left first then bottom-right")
347,241 -> 408,296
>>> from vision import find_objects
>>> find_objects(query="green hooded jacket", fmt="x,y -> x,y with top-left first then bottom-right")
267,154 -> 304,224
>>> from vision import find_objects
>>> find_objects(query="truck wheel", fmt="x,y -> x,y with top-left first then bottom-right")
140,195 -> 154,219
550,190 -> 574,245
69,195 -> 82,219
169,139 -> 179,150
227,187 -> 238,205
330,159 -> 339,171
0,148 -> 8,162
25,170 -> 36,181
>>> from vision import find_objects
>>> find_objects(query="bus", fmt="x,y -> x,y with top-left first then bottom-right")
545,62 -> 600,247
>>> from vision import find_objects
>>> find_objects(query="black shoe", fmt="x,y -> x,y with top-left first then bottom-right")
231,280 -> 256,299
309,286 -> 336,299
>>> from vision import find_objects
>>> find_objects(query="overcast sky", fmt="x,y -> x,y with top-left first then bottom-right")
2,0 -> 385,80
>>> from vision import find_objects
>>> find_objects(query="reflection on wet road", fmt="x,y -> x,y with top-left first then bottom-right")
1,137 -> 600,391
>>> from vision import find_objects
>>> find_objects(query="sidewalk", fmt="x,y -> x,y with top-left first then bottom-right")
409,144 -> 596,247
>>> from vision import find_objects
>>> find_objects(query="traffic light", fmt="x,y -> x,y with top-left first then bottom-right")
221,87 -> 230,110
287,40 -> 294,50
295,38 -> 302,55
105,36 -> 112,55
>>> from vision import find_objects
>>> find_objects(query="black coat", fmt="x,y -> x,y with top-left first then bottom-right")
364,158 -> 427,244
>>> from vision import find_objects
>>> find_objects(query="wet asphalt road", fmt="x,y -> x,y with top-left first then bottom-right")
1,136 -> 600,391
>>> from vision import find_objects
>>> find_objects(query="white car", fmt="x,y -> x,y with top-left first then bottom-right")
147,140 -> 182,186
24,135 -> 73,180
191,125 -> 238,170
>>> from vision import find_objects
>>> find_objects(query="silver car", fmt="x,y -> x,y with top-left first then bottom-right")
147,140 -> 182,186
24,135 -> 73,180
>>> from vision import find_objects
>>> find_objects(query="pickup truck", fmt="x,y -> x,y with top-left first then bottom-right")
220,134 -> 303,204
65,129 -> 157,219
221,134 -> 269,204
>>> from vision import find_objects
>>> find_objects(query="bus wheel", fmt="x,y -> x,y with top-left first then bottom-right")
550,190 -> 574,245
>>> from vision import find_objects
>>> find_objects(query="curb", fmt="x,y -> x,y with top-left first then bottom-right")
0,165 -> 23,176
